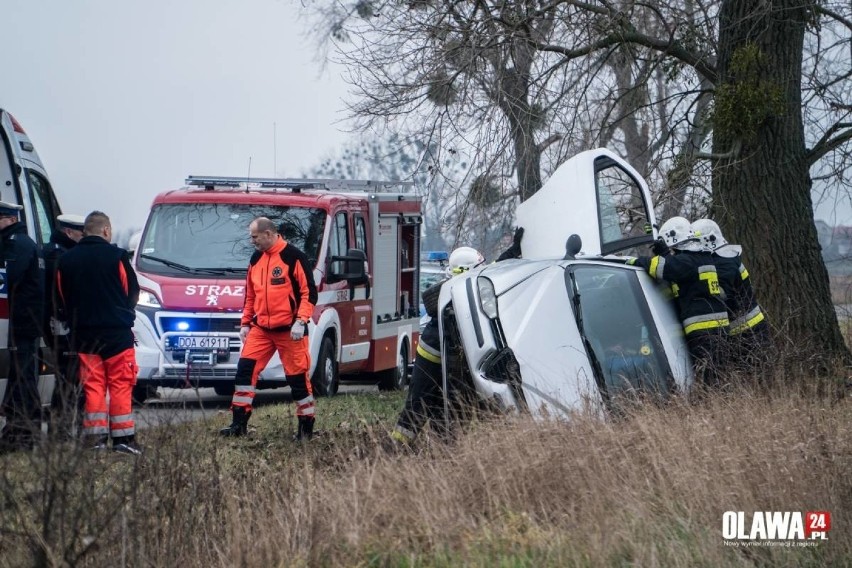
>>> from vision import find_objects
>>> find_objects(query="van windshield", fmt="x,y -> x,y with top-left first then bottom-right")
136,203 -> 326,277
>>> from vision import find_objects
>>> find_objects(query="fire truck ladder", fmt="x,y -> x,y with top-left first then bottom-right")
186,176 -> 415,193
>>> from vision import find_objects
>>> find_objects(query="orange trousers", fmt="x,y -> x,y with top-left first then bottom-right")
78,348 -> 138,438
232,327 -> 314,417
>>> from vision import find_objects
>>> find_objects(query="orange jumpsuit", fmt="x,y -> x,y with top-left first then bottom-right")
233,236 -> 317,419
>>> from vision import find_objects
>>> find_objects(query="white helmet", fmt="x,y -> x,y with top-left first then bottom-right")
448,246 -> 485,276
691,218 -> 742,258
659,216 -> 700,251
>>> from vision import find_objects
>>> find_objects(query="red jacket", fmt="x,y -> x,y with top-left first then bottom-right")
241,236 -> 317,330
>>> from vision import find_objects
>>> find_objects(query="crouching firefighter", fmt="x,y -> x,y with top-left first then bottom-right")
391,229 -> 524,446
220,217 -> 318,440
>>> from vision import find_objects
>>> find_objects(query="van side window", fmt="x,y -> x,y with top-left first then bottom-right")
594,159 -> 652,255
26,170 -> 59,245
354,215 -> 367,259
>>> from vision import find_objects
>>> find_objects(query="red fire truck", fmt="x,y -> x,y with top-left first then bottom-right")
131,176 -> 423,396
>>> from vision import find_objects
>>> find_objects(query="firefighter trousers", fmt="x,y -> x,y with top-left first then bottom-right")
232,326 -> 315,419
78,348 -> 138,439
394,321 -> 445,441
686,330 -> 727,389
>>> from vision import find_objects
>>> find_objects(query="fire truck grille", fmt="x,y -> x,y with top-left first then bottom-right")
162,368 -> 234,379
159,317 -> 241,333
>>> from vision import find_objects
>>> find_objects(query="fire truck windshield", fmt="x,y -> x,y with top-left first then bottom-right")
136,203 -> 326,276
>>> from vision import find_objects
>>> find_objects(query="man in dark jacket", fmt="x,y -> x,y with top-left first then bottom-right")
58,211 -> 141,454
0,201 -> 44,451
43,214 -> 85,423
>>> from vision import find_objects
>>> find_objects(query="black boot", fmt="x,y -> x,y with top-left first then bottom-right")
219,407 -> 250,437
293,416 -> 315,442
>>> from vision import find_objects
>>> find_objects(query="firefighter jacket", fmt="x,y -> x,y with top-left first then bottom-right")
712,254 -> 766,335
241,236 -> 317,331
57,236 -> 139,356
42,229 -> 77,327
0,222 -> 43,339
632,251 -> 729,336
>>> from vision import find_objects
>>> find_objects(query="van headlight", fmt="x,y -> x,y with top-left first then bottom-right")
477,276 -> 498,319
138,289 -> 162,308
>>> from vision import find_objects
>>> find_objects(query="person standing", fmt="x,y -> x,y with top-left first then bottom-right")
629,217 -> 730,388
0,201 -> 44,451
43,214 -> 85,423
58,211 -> 141,454
220,217 -> 318,440
691,219 -> 769,374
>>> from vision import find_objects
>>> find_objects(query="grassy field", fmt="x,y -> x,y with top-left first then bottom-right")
0,385 -> 850,567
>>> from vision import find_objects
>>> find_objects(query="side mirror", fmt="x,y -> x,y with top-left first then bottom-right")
328,248 -> 367,283
563,234 -> 582,260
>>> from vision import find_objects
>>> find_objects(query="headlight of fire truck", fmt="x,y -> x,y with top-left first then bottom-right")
138,289 -> 162,308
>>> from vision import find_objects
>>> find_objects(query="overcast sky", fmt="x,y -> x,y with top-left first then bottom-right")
3,0 -> 847,233
2,0 -> 351,231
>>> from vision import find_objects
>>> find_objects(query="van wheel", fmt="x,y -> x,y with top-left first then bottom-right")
312,336 -> 339,397
378,342 -> 409,391
213,384 -> 235,397
132,384 -> 159,404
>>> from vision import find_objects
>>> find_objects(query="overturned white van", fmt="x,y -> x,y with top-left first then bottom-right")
438,148 -> 693,419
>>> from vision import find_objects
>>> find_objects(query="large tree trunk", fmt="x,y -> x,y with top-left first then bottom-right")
712,0 -> 849,364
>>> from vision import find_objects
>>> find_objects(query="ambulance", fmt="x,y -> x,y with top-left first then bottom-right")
0,108 -> 64,407
132,176 -> 423,396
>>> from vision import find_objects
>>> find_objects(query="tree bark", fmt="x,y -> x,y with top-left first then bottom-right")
712,0 -> 849,363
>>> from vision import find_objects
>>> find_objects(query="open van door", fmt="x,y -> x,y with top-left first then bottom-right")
0,109 -> 64,408
516,148 -> 658,259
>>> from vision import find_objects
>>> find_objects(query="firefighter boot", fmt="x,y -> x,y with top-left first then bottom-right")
293,416 -> 315,442
219,407 -> 250,437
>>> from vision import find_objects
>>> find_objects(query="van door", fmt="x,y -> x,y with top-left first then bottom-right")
516,148 -> 657,259
0,109 -> 63,405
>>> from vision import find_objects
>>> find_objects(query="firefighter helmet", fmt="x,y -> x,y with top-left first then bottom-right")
691,218 -> 742,257
448,246 -> 485,276
659,216 -> 700,251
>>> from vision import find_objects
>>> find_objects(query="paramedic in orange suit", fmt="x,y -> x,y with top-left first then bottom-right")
57,211 -> 142,455
219,217 -> 318,440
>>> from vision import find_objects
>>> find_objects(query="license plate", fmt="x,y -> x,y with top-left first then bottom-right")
172,336 -> 230,350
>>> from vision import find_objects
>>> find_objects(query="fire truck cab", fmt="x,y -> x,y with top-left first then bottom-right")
0,108 -> 65,408
132,176 -> 422,396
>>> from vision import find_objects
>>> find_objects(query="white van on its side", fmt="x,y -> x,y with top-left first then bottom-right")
0,108 -> 66,408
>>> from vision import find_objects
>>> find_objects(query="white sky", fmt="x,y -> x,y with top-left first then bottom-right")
2,0 -> 351,231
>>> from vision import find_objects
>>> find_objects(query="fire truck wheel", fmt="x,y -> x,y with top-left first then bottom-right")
312,335 -> 339,397
213,383 -> 235,397
377,342 -> 409,391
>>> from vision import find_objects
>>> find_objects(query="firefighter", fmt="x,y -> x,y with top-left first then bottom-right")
43,214 -> 85,426
628,217 -> 730,387
390,246 -> 486,446
220,217 -> 318,440
691,218 -> 769,373
0,201 -> 44,452
58,211 -> 142,454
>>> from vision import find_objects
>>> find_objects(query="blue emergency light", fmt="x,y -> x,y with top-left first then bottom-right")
425,251 -> 449,262
176,321 -> 191,331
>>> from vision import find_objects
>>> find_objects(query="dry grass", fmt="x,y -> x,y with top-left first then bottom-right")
0,386 -> 850,567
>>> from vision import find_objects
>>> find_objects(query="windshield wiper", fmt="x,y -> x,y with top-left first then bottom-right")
140,254 -> 195,273
193,267 -> 246,275
139,254 -> 228,276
